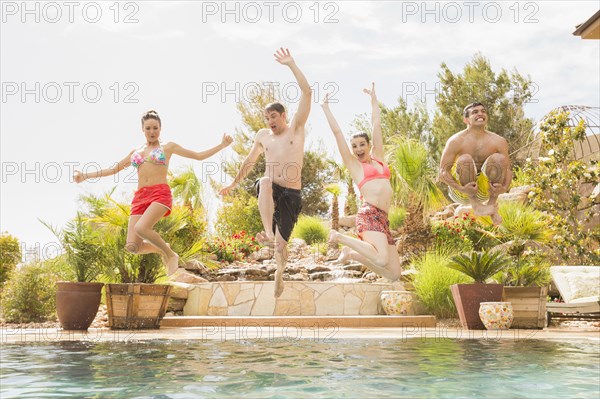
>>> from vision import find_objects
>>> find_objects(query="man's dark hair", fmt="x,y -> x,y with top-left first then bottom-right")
463,102 -> 486,118
265,102 -> 286,114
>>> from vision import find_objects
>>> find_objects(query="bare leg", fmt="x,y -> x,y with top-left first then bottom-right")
133,203 -> 179,275
126,215 -> 164,255
257,177 -> 275,245
344,244 -> 402,281
329,230 -> 400,280
273,228 -> 288,298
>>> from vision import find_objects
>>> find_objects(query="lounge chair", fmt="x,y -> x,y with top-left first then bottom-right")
547,266 -> 600,324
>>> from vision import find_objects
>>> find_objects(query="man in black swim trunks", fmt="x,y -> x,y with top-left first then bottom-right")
220,48 -> 312,298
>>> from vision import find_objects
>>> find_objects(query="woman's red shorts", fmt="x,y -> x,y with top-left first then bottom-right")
355,202 -> 395,245
130,184 -> 172,217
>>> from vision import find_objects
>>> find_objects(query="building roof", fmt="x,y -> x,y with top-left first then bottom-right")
574,10 -> 600,39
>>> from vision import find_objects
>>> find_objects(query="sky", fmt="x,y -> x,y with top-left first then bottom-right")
1,0 -> 599,262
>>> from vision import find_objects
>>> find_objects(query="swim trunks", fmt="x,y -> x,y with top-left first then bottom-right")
355,202 -> 395,245
254,179 -> 302,242
447,158 -> 490,205
131,183 -> 172,217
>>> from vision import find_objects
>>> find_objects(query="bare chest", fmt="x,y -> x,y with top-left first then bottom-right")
262,133 -> 304,162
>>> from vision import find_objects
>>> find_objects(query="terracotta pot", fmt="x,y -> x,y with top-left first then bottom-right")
56,281 -> 104,330
450,284 -> 503,330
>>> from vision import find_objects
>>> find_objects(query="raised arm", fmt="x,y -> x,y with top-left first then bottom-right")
219,130 -> 265,196
363,82 -> 383,160
274,48 -> 312,129
73,150 -> 133,183
321,93 -> 356,169
169,134 -> 233,161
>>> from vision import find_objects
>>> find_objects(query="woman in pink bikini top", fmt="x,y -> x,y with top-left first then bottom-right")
321,83 -> 401,282
73,110 -> 233,277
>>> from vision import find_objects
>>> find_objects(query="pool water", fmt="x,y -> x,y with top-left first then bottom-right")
1,338 -> 599,398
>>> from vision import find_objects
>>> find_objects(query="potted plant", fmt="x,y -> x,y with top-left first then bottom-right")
87,187 -> 209,330
43,213 -> 104,330
447,249 -> 511,329
493,241 -> 551,329
489,202 -> 553,328
97,212 -> 172,330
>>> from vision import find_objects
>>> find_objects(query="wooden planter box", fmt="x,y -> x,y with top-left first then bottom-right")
106,283 -> 172,329
502,286 -> 547,329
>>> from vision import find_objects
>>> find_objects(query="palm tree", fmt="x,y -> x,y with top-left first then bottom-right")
326,159 -> 358,216
169,166 -> 203,214
386,137 -> 447,260
325,183 -> 342,231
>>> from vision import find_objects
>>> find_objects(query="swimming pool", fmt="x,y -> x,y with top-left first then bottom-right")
1,338 -> 598,398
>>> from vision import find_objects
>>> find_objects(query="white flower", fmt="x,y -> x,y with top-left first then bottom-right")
548,149 -> 555,156
526,158 -> 531,163
552,185 -> 559,190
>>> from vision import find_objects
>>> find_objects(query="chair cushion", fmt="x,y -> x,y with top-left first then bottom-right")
550,266 -> 600,303
570,295 -> 600,304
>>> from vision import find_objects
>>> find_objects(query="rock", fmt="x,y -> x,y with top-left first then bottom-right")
168,282 -> 190,299
454,205 -> 473,217
216,274 -> 237,282
167,298 -> 186,312
339,216 -> 356,228
171,270 -> 209,284
509,185 -> 534,194
364,272 -> 378,281
498,192 -> 528,204
289,238 -> 307,247
307,265 -> 331,274
288,273 -> 309,281
183,259 -> 209,273
343,263 -> 364,272
252,247 -> 274,261
309,272 -> 332,281
325,248 -> 341,261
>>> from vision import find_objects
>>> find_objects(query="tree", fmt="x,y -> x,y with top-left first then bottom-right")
431,53 -> 535,163
0,232 -> 21,285
387,137 -> 447,260
521,110 -> 600,265
351,98 -> 431,146
218,83 -> 333,217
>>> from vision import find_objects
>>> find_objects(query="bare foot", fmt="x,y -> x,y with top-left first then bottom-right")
472,203 -> 503,226
257,232 -> 275,248
337,247 -> 352,265
328,230 -> 339,244
166,254 -> 180,276
274,269 -> 284,298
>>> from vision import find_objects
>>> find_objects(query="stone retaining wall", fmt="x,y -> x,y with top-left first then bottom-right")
183,281 -> 405,316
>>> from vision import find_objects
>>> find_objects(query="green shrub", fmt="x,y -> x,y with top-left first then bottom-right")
448,249 -> 511,283
389,207 -> 407,230
215,195 -> 263,239
0,233 -> 21,285
291,216 -> 328,245
1,263 -> 58,323
411,251 -> 471,319
496,202 -> 551,243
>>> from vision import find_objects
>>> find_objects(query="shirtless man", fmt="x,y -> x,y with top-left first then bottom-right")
219,48 -> 311,297
438,102 -> 512,225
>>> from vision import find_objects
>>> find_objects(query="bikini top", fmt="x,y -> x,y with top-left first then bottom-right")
131,145 -> 167,168
357,156 -> 391,189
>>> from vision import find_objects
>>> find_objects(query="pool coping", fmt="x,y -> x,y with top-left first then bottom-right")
1,326 -> 598,344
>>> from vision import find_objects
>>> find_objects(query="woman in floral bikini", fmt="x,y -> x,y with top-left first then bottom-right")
74,110 -> 232,276
321,84 -> 401,281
